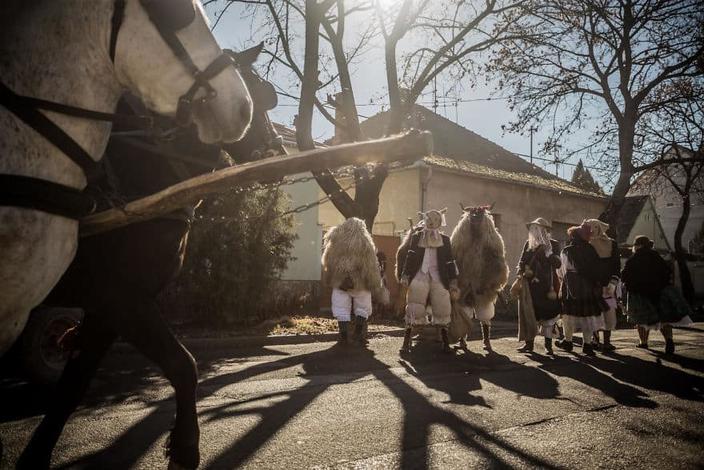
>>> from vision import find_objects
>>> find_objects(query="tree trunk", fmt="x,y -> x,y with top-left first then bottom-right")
674,193 -> 695,303
601,119 -> 637,238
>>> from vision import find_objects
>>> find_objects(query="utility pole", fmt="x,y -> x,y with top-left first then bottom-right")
529,126 -> 537,164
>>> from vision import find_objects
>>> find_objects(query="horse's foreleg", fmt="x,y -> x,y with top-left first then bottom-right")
111,299 -> 199,470
17,312 -> 116,469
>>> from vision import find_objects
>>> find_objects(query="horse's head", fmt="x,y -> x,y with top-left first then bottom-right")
221,43 -> 285,163
114,0 -> 252,144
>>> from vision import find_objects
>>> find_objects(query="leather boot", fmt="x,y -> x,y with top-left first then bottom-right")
353,317 -> 368,346
665,338 -> 675,355
556,339 -> 573,352
602,331 -> 615,352
337,321 -> 349,346
544,337 -> 554,355
400,328 -> 413,353
583,342 -> 596,356
481,323 -> 492,351
441,327 -> 452,353
517,340 -> 534,353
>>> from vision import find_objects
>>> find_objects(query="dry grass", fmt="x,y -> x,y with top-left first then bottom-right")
176,314 -> 404,338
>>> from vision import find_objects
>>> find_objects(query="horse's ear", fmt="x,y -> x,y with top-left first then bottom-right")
439,207 -> 447,214
459,202 -> 465,211
489,202 -> 496,211
237,42 -> 265,67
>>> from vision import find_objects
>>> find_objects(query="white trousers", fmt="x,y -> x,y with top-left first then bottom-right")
405,272 -> 451,326
331,288 -> 372,322
562,315 -> 604,344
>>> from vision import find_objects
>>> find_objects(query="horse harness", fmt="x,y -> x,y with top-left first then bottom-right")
0,0 -> 242,220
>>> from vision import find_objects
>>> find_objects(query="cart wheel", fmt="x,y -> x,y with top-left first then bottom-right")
20,307 -> 83,384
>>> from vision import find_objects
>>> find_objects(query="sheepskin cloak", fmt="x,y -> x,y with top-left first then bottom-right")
321,218 -> 384,298
450,211 -> 509,310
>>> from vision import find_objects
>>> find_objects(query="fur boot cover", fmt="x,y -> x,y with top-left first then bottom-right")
322,218 -> 389,303
448,206 -> 509,340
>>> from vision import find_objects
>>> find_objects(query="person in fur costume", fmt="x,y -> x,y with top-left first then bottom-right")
448,206 -> 509,352
321,217 -> 389,346
556,223 -> 605,356
399,209 -> 460,353
583,218 -> 621,352
515,218 -> 562,354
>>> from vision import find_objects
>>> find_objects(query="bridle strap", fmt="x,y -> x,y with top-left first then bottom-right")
0,81 -> 98,175
109,0 -> 126,63
0,174 -> 96,219
181,53 -> 238,104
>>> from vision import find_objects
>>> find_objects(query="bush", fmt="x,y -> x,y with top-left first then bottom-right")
163,188 -> 297,327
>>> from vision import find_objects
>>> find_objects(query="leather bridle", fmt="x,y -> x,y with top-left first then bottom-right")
0,0 -> 242,219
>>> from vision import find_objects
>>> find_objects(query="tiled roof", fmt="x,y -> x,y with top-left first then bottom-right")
420,155 -> 607,199
358,105 -> 603,198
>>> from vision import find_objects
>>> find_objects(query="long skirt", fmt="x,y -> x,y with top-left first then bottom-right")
627,286 -> 693,330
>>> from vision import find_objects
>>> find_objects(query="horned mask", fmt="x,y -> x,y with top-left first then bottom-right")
418,208 -> 447,248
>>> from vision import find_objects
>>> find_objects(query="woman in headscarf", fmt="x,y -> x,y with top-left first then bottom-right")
621,235 -> 693,354
556,222 -> 605,356
515,218 -> 562,354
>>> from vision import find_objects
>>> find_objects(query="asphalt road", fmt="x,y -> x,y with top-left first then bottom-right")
1,324 -> 703,469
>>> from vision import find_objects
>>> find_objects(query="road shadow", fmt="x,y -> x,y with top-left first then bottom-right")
532,354 -> 658,408
587,351 -> 704,402
55,339 -> 564,470
0,345 -> 290,424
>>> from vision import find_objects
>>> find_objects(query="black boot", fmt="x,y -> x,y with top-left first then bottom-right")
337,321 -> 349,346
441,328 -> 452,353
517,340 -> 534,353
556,339 -> 573,352
481,323 -> 492,351
602,331 -> 615,352
544,337 -> 554,355
583,342 -> 596,356
353,317 -> 368,346
665,338 -> 675,355
400,328 -> 413,354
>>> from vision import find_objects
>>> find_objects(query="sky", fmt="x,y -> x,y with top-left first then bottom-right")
204,2 -> 599,185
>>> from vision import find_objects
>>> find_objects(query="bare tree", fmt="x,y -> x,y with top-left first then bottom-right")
632,81 -> 704,301
489,0 -> 704,224
210,0 -> 525,229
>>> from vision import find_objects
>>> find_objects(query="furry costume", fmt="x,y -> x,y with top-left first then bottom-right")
321,218 -> 388,344
399,209 -> 459,353
448,207 -> 509,346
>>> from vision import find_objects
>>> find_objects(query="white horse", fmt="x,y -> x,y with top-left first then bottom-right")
0,0 -> 253,356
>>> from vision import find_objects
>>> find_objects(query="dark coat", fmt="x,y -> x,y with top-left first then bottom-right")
594,239 -> 621,286
621,247 -> 671,306
517,240 -> 562,320
559,236 -> 605,317
402,232 -> 458,290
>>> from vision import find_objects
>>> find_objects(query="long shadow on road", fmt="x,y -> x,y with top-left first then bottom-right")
29,341 -> 704,469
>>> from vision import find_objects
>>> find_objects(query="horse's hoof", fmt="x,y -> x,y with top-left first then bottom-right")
165,438 -> 200,470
